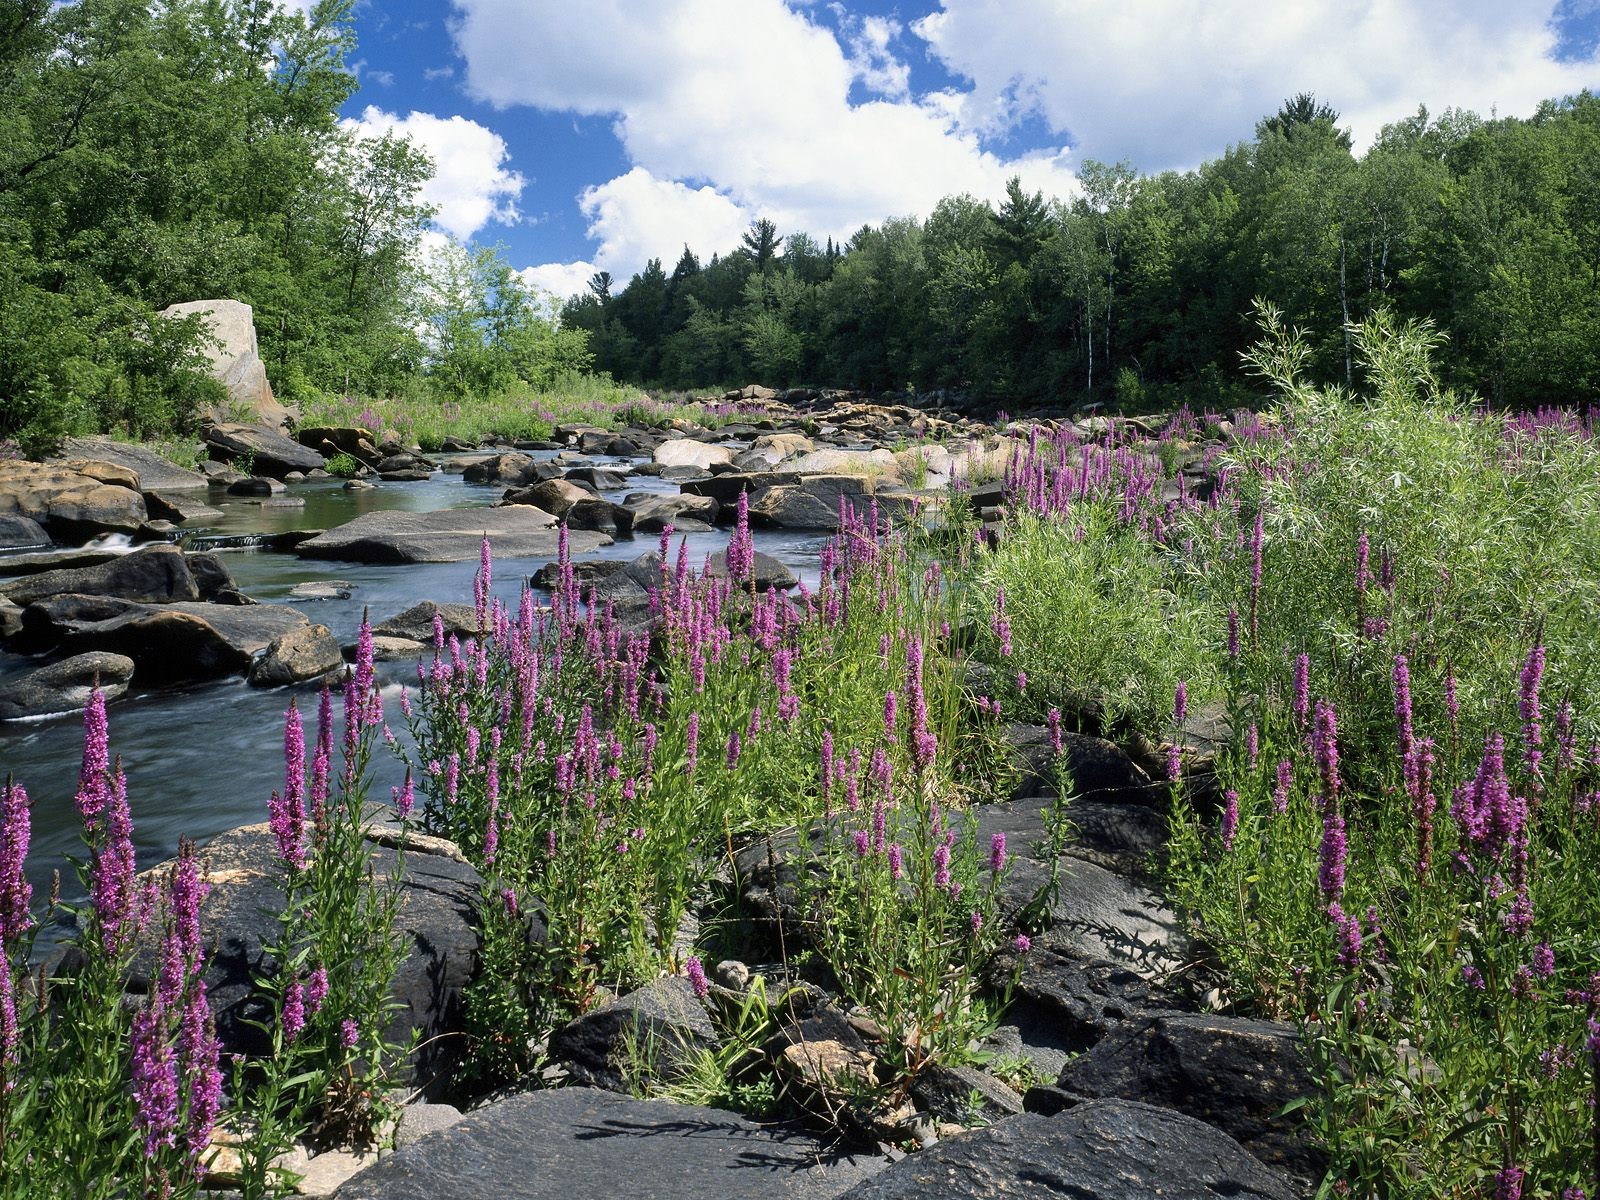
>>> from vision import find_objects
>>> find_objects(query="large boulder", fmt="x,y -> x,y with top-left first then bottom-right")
1028,1014 -> 1324,1184
501,477 -> 591,517
835,1100 -> 1295,1200
374,601 -> 482,644
296,508 -> 609,565
159,300 -> 291,429
247,623 -> 343,687
54,437 -> 207,491
0,460 -> 147,540
0,515 -> 49,550
132,823 -> 480,1089
0,544 -> 201,606
0,651 -> 136,720
548,977 -> 717,1092
330,1089 -> 885,1200
786,447 -> 898,476
624,492 -> 718,533
17,596 -> 309,683
748,475 -> 902,533
653,439 -> 735,471
202,423 -> 325,479
461,453 -> 556,487
703,548 -> 798,592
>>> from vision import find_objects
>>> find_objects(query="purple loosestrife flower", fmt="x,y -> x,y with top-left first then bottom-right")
933,843 -> 951,889
820,729 -> 834,802
77,687 -> 111,829
852,830 -> 870,858
1273,760 -> 1292,814
91,764 -> 138,954
1318,808 -> 1347,901
130,1003 -> 180,1156
1167,681 -> 1187,782
887,843 -> 904,879
1291,654 -> 1310,730
1328,902 -> 1361,969
1531,942 -> 1555,979
282,978 -> 306,1044
0,779 -> 32,944
274,701 -> 308,870
727,491 -> 754,585
179,984 -> 224,1160
1495,1167 -> 1525,1200
1245,722 -> 1259,769
1312,700 -> 1341,803
0,952 -> 17,1082
1221,790 -> 1239,850
475,535 -> 493,627
1392,654 -> 1413,758
883,689 -> 897,733
905,637 -> 937,771
685,956 -> 710,1001
1519,640 -> 1545,784
1355,531 -> 1371,598
1014,934 -> 1032,953
392,770 -> 415,820
306,964 -> 329,1014
1226,610 -> 1239,659
1047,708 -> 1063,756
340,1018 -> 359,1049
725,731 -> 742,770
990,832 -> 1007,874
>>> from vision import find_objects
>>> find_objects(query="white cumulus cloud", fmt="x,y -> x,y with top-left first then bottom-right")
340,106 -> 526,242
912,0 -> 1600,169
449,0 -> 1078,283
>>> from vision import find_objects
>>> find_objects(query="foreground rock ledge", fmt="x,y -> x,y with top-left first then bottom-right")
331,1088 -> 884,1200
295,508 -> 612,564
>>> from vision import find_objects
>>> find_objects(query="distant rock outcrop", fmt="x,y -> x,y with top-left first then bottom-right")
160,299 -> 293,430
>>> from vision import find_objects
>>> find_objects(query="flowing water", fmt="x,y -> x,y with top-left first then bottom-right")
0,457 -> 826,907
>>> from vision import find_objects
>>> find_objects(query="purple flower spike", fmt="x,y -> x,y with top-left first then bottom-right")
0,780 -> 32,945
1221,790 -> 1239,850
990,832 -> 1007,874
685,955 -> 710,1001
76,688 -> 111,829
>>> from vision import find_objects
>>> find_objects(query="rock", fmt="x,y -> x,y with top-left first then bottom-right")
52,457 -> 141,491
55,437 -> 207,491
374,600 -> 482,644
748,474 -> 881,532
461,453 -> 552,487
0,460 -> 148,539
681,471 -> 799,512
747,432 -> 814,464
0,652 -> 136,720
787,447 -> 898,476
185,552 -> 243,603
502,477 -> 592,516
160,299 -> 291,429
1005,722 -> 1163,806
1031,1014 -> 1323,1183
226,475 -> 284,496
0,544 -> 201,606
296,426 -> 379,461
0,514 -> 49,549
247,623 -> 342,686
330,1088 -> 884,1200
562,466 -> 628,490
992,947 -> 1187,1056
280,1146 -> 378,1197
653,439 -> 735,471
287,580 -> 353,602
907,1062 -> 1024,1124
370,635 -> 426,662
835,1100 -> 1295,1200
0,598 -> 21,640
202,423 -> 325,479
142,491 -> 224,524
132,822 -> 481,1089
564,497 -> 633,537
548,976 -> 717,1092
19,597 -> 309,683
296,508 -> 610,565
703,548 -> 797,592
393,1102 -> 464,1149
624,493 -> 718,532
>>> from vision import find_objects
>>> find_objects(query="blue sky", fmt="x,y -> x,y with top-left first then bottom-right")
329,0 -> 1600,301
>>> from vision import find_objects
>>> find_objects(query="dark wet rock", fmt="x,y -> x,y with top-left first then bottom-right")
142,491 -> 224,524
331,1088 -> 885,1200
1029,1014 -> 1323,1184
56,437 -> 207,491
502,478 -> 592,516
747,475 -> 878,531
132,822 -> 480,1090
835,1100 -> 1295,1200
374,600 -> 481,644
1004,723 -> 1163,807
563,465 -> 628,490
296,508 -> 609,564
549,977 -> 717,1093
908,1062 -> 1024,1124
1053,800 -> 1169,870
296,425 -> 379,463
203,423 -> 325,478
529,557 -> 630,594
625,492 -> 718,533
0,514 -> 50,549
18,596 -> 309,682
681,471 -> 800,512
565,497 -> 634,537
226,475 -> 284,497
0,651 -> 136,720
0,544 -> 201,606
247,622 -> 343,686
704,548 -> 797,592
185,551 -> 245,603
461,453 -> 556,487
989,947 -> 1187,1056
0,460 -> 147,539
0,546 -> 123,580
287,580 -> 353,602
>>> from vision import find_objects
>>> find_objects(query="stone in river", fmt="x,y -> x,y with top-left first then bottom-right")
0,651 -> 136,720
294,507 -> 611,564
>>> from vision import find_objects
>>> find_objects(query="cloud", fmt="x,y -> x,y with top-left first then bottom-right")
911,0 -> 1600,169
366,68 -> 395,87
423,65 -> 456,81
340,106 -> 526,241
449,0 -> 1078,281
518,167 -> 754,302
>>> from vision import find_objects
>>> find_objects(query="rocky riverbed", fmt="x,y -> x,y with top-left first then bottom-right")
0,394 -> 1317,1199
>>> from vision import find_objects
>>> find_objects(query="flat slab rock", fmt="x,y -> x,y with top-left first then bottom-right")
331,1088 -> 885,1200
835,1100 -> 1295,1200
295,507 -> 611,564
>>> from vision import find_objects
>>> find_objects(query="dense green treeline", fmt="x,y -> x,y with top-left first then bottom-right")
565,94 -> 1600,409
0,0 -> 587,450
